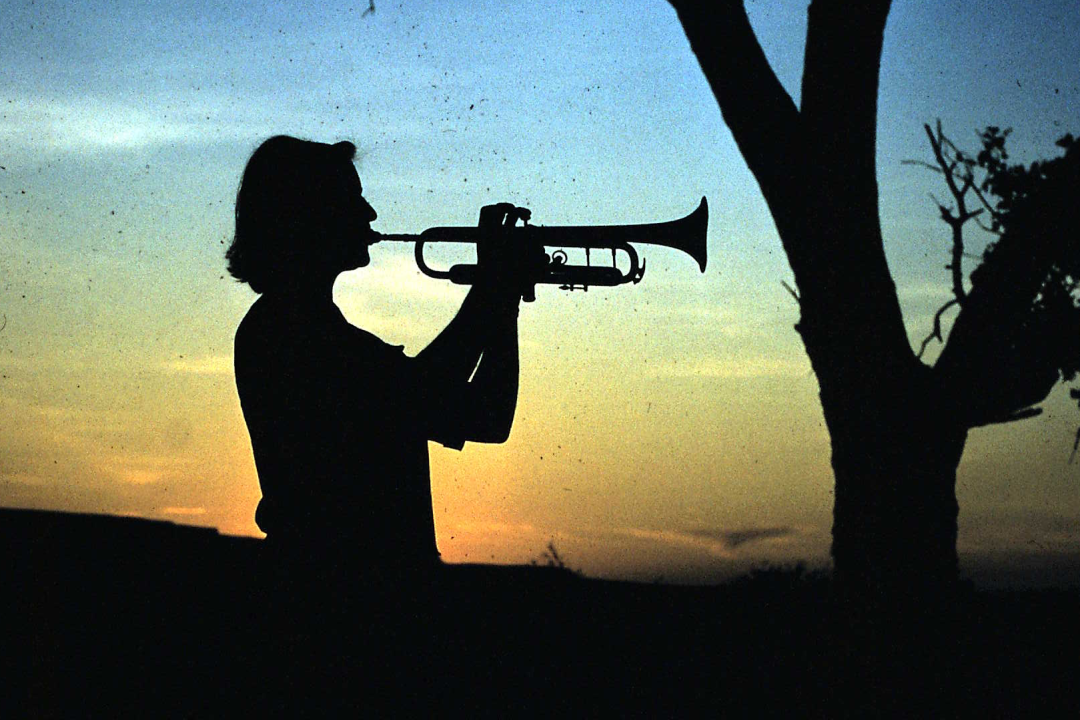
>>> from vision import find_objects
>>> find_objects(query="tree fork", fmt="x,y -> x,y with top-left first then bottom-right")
670,0 -> 971,590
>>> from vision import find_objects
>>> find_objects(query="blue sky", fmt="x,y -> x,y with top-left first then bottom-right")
2,0 -> 1078,583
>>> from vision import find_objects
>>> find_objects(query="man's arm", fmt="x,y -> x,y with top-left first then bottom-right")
413,204 -> 527,443
412,282 -> 511,384
458,295 -> 519,443
413,281 -> 521,444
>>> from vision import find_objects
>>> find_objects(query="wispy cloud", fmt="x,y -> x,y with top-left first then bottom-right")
334,252 -> 468,347
116,469 -> 166,485
649,356 -> 811,379
0,96 -> 267,153
685,527 -> 797,549
647,304 -> 767,338
348,251 -> 468,304
95,452 -> 192,485
163,355 -> 233,376
161,506 -> 207,516
616,526 -> 799,558
442,520 -> 537,536
896,281 -> 957,303
33,402 -> 95,423
1,471 -> 52,487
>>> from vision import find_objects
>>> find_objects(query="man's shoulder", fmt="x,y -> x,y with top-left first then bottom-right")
235,297 -> 403,362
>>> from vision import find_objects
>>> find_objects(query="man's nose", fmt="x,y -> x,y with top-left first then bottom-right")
361,198 -> 377,222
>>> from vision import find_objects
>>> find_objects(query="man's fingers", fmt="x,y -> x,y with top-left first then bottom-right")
476,204 -> 537,299
479,202 -> 516,228
503,207 -> 531,227
480,203 -> 531,229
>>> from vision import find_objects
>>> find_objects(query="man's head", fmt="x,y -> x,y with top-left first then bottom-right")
226,135 -> 377,294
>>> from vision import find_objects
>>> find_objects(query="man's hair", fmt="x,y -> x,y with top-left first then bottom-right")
226,136 -> 357,293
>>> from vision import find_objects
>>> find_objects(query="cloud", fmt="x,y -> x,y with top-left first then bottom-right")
163,355 -> 233,376
442,520 -> 537,536
616,525 -> 799,558
116,469 -> 165,485
647,304 -> 769,338
896,281 -> 957,302
161,506 -> 207,516
334,252 -> 469,346
0,95 -> 267,154
685,527 -> 798,549
33,402 -> 96,422
346,251 -> 468,304
649,356 -> 811,379
1,471 -> 51,487
95,452 -> 192,485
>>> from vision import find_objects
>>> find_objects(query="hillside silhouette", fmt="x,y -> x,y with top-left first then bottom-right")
3,507 -> 1078,717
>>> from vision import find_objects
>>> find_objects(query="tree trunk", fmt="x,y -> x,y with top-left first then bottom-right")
822,362 -> 966,590
794,275 -> 966,590
830,432 -> 964,591
670,0 -> 969,590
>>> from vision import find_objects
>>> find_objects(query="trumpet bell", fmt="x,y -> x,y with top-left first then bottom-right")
652,197 -> 708,272
515,196 -> 708,274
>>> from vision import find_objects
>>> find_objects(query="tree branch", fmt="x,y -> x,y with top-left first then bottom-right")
667,1 -> 806,248
673,0 -> 914,383
801,0 -> 892,212
934,135 -> 1080,428
968,406 -> 1043,428
901,159 -> 944,174
792,0 -> 913,367
922,121 -> 985,304
917,298 -> 959,360
946,217 -> 968,302
781,280 -> 801,305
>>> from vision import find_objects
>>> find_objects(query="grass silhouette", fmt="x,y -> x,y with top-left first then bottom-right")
528,540 -> 580,575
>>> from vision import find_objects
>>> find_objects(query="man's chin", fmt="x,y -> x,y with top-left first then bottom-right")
351,253 -> 371,270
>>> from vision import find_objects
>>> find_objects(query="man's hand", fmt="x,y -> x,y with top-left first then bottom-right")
475,203 -> 546,301
478,202 -> 531,231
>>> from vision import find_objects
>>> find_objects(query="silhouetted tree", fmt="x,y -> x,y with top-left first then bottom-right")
667,0 -> 1080,592
911,124 -> 1080,403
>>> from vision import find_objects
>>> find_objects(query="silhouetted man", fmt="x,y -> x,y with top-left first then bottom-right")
228,136 -> 528,587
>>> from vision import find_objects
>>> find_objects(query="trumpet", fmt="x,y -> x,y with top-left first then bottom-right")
373,197 -> 708,300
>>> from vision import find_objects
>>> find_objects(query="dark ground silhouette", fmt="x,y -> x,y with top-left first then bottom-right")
3,507 -> 1078,717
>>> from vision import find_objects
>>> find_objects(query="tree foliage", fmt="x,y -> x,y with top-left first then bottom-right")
916,125 -> 1080,428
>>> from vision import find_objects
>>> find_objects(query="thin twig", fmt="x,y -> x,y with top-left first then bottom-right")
948,214 -> 967,301
917,298 -> 960,359
969,182 -> 1002,229
901,159 -> 944,174
923,122 -> 984,303
970,406 -> 1043,428
780,280 -> 800,305
926,123 -> 966,205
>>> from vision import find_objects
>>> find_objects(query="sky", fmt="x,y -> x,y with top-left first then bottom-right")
2,0 -> 1078,585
